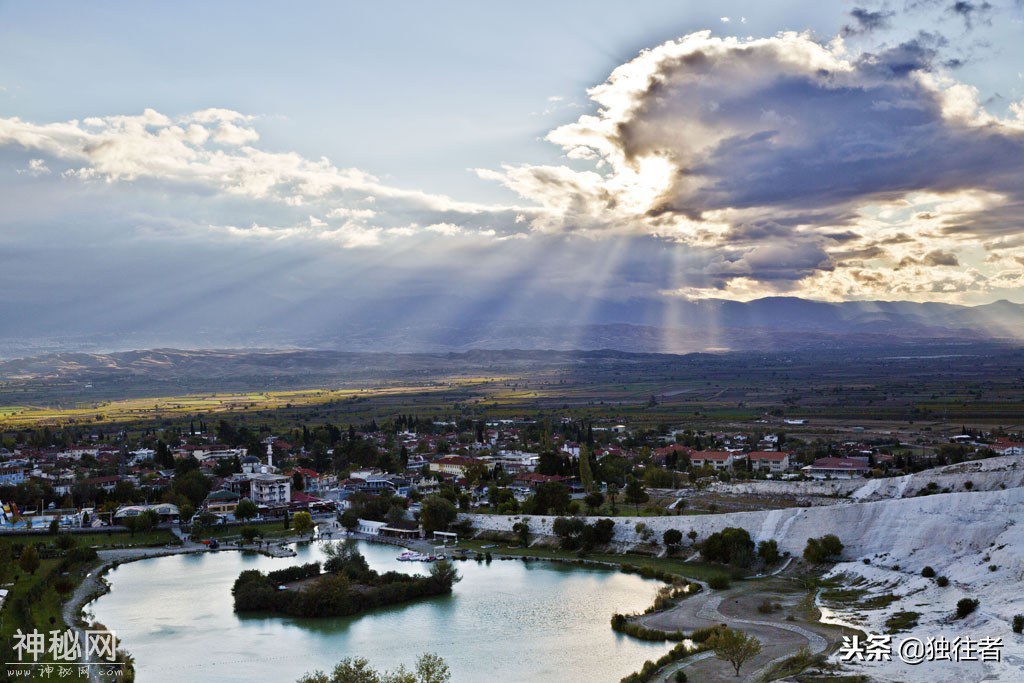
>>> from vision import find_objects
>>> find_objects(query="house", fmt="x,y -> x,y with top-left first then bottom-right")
79,475 -> 122,492
203,489 -> 241,515
689,451 -> 738,470
357,518 -> 388,536
358,474 -> 412,497
513,472 -> 571,491
494,450 -> 540,474
114,503 -> 180,524
992,438 -> 1024,457
429,455 -> 494,478
245,473 -> 291,506
0,466 -> 26,486
289,467 -> 325,494
747,451 -> 792,473
652,444 -> 693,467
802,457 -> 871,479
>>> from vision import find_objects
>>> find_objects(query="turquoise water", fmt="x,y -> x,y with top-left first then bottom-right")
89,541 -> 670,682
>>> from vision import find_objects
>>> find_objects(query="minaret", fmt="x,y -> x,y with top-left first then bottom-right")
266,441 -> 273,468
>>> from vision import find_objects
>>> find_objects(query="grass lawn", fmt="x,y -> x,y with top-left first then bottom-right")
78,529 -> 178,548
0,557 -> 91,682
203,520 -> 303,541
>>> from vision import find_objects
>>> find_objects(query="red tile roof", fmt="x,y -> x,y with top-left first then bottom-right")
747,451 -> 791,461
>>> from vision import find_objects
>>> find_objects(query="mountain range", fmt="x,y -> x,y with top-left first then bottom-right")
1,296 -> 1021,358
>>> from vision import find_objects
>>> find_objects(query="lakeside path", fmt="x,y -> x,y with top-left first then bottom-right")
639,579 -> 834,683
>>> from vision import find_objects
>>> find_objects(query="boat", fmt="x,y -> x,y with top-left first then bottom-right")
397,550 -> 428,561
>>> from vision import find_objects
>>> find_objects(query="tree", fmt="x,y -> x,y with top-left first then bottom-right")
709,627 -> 762,677
293,511 -> 315,536
427,560 -> 461,591
155,440 -> 175,468
701,527 -> 755,568
663,528 -> 683,549
529,482 -> 571,516
172,469 -> 211,508
757,539 -> 780,565
410,653 -> 450,683
0,543 -> 11,583
420,495 -> 457,534
463,461 -> 488,489
235,498 -> 258,521
297,653 -> 450,683
340,509 -> 359,532
293,470 -> 305,491
512,519 -> 530,547
583,491 -> 604,515
643,467 -> 676,489
552,517 -> 587,550
19,544 -> 40,574
607,483 -> 620,514
53,577 -> 75,596
578,446 -> 594,492
239,526 -> 263,544
803,534 -> 844,564
623,477 -> 649,515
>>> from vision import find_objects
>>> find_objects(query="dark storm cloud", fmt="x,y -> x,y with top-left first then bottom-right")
949,1 -> 994,28
843,7 -> 897,36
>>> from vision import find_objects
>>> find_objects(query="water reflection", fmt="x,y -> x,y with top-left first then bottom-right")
91,541 -> 670,683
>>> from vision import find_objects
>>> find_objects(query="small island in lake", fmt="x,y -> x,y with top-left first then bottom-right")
232,542 -> 460,618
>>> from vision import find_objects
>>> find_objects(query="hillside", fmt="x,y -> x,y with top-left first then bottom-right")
466,467 -> 1024,681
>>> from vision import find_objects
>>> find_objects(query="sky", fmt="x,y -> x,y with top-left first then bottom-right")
1,1 -> 1024,348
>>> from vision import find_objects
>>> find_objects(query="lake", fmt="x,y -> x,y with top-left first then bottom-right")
89,541 -> 670,682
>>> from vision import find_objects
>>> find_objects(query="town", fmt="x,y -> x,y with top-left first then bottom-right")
2,415 -> 1020,535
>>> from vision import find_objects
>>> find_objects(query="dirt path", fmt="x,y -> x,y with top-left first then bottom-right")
640,578 -> 834,683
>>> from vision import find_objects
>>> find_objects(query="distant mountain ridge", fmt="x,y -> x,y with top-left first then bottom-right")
0,297 -> 1021,358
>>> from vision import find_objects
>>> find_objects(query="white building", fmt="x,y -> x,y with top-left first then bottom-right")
747,451 -> 792,473
357,519 -> 388,535
249,473 -> 291,506
690,451 -> 739,470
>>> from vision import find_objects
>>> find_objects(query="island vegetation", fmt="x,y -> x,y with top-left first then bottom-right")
297,653 -> 450,683
232,541 -> 460,618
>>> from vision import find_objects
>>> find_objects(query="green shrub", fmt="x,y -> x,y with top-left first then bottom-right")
757,539 -> 780,565
936,576 -> 950,587
955,598 -> 979,619
700,527 -> 754,568
921,566 -> 935,578
707,574 -> 730,590
885,611 -> 920,633
803,534 -> 843,564
1013,615 -> 1024,634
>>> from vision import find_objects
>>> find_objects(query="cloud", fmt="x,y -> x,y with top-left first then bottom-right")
482,30 -> 1024,300
0,107 -> 529,251
0,108 -> 519,215
949,1 -> 994,28
16,158 -> 50,176
2,28 -> 1023,309
842,7 -> 896,36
